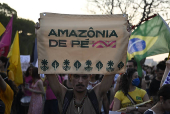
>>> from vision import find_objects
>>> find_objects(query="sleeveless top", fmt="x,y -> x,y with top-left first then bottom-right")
66,97 -> 96,114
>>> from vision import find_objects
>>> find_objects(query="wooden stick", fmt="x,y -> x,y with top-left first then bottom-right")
117,100 -> 152,112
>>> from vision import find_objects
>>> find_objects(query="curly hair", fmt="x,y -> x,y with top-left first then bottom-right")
119,68 -> 137,95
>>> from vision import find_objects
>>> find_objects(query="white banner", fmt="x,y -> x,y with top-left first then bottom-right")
20,55 -> 30,71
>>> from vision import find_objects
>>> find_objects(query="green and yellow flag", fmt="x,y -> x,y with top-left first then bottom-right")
127,14 -> 170,77
7,31 -> 23,86
0,22 -> 6,36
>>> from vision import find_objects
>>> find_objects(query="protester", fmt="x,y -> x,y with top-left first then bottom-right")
43,77 -> 59,114
112,68 -> 151,114
0,99 -> 5,114
46,72 -> 115,114
27,67 -> 45,114
0,56 -> 14,81
0,72 -> 18,114
144,84 -> 170,114
149,61 -> 166,97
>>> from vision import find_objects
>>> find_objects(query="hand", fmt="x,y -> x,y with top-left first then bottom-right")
166,60 -> 170,69
126,107 -> 135,113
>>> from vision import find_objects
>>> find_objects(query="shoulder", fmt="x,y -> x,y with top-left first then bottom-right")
115,90 -> 123,97
37,79 -> 43,85
136,87 -> 147,96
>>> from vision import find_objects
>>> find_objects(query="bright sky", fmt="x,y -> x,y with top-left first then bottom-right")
1,0 -> 169,63
1,0 -> 89,23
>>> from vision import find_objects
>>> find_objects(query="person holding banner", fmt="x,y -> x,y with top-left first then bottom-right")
112,68 -> 151,114
46,73 -> 115,114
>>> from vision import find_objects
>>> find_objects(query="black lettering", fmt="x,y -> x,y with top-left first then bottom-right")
58,29 -> 68,37
96,30 -> 105,38
49,39 -> 58,47
72,40 -> 80,47
59,40 -> 67,47
78,30 -> 87,37
48,29 -> 57,36
69,30 -> 77,37
109,30 -> 118,37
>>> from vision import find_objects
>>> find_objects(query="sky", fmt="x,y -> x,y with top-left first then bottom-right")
1,0 -> 169,63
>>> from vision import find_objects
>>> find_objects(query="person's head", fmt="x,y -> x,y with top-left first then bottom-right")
0,56 -> 9,68
25,65 -> 33,77
157,84 -> 170,111
120,68 -> 139,95
126,60 -> 137,70
70,74 -> 90,93
31,67 -> 40,79
155,61 -> 166,80
90,74 -> 100,81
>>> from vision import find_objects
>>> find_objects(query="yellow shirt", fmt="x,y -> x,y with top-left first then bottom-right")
0,84 -> 14,114
115,87 -> 146,108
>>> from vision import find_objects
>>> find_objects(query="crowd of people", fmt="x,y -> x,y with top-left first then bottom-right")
0,55 -> 170,114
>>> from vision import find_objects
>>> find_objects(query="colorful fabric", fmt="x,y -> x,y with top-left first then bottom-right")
7,31 -> 23,86
127,15 -> 170,77
115,87 -> 146,108
0,84 -> 14,114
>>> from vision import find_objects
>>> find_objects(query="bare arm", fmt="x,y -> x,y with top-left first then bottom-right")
160,60 -> 170,87
0,75 -> 6,91
94,74 -> 115,98
28,80 -> 45,95
112,97 -> 121,111
46,74 -> 67,100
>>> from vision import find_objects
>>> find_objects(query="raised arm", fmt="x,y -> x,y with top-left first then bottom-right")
46,74 -> 67,100
94,74 -> 115,98
160,60 -> 170,87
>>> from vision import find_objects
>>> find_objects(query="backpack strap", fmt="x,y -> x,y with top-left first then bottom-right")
62,89 -> 73,114
87,89 -> 100,114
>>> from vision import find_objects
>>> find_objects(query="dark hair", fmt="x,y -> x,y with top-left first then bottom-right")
25,65 -> 33,77
0,56 -> 9,68
127,60 -> 137,67
31,67 -> 40,79
119,68 -> 137,95
156,61 -> 166,71
0,72 -> 18,96
157,84 -> 170,101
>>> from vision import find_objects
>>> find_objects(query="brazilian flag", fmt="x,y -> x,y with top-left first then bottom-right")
127,14 -> 170,77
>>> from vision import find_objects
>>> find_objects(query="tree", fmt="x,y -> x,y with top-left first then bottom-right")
86,0 -> 170,25
0,3 -> 35,55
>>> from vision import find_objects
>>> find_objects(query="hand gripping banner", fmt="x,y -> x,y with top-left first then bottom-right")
37,13 -> 129,74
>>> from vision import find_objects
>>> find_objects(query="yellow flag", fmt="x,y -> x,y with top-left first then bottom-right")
7,31 -> 23,86
0,22 -> 6,36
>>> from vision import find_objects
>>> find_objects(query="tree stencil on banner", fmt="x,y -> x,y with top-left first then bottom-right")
52,60 -> 59,70
96,61 -> 103,71
74,60 -> 81,71
106,60 -> 114,72
85,60 -> 93,71
41,59 -> 49,71
63,59 -> 71,71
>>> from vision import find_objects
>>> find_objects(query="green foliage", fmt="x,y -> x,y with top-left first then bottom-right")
0,3 -> 35,55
